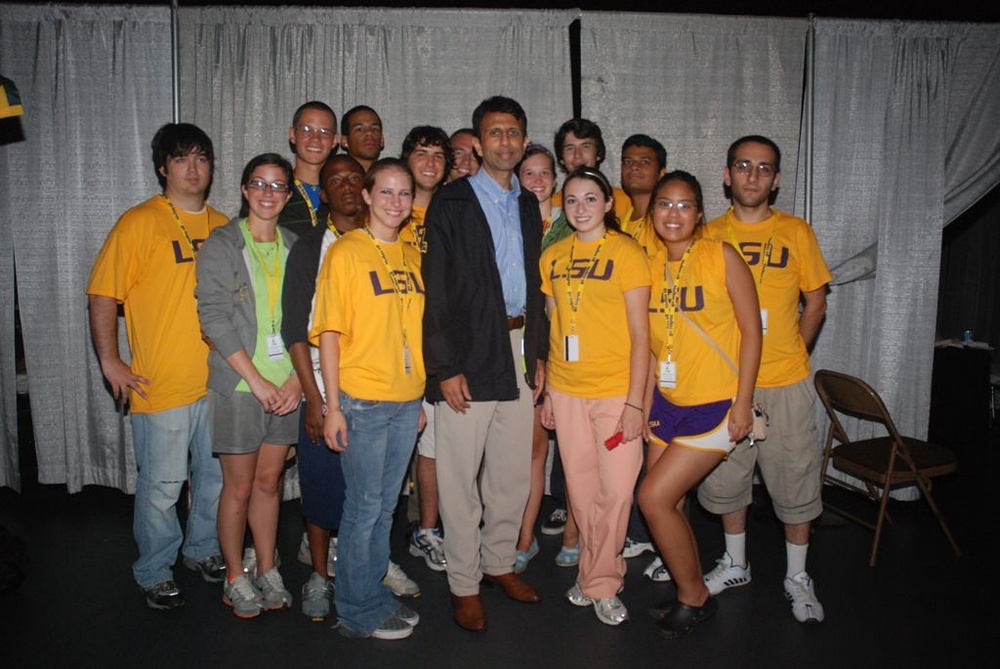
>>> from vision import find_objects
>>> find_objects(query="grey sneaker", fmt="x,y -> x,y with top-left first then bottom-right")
255,568 -> 292,610
296,532 -> 338,577
395,603 -> 420,627
622,537 -> 654,559
141,580 -> 184,610
409,528 -> 447,572
593,596 -> 629,625
301,572 -> 333,620
643,556 -> 673,582
383,560 -> 420,598
223,574 -> 263,619
183,554 -> 226,584
784,571 -> 825,623
703,553 -> 751,595
566,583 -> 593,607
337,614 -> 413,640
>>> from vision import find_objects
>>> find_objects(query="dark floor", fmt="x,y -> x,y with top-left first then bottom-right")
1,394 -> 998,669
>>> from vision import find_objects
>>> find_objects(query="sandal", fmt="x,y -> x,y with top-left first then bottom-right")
655,596 -> 718,638
555,544 -> 580,567
513,538 -> 539,574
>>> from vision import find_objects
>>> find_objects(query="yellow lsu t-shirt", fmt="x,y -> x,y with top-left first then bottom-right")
309,229 -> 426,402
541,230 -> 651,398
620,205 -> 664,259
398,204 -> 427,254
87,195 -> 227,413
705,208 -> 832,388
649,239 -> 741,406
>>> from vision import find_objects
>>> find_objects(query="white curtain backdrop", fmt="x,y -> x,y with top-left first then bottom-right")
1,8 -> 998,494
580,13 -> 808,220
801,20 -> 1000,450
0,5 -> 173,493
178,6 -> 576,217
943,25 -> 1000,223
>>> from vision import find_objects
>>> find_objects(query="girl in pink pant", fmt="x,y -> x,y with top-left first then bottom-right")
539,167 -> 651,625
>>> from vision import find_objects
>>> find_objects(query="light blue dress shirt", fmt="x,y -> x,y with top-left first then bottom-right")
468,169 -> 526,316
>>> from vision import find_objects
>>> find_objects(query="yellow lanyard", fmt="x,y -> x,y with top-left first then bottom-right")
244,221 -> 282,335
564,232 -> 607,335
660,239 -> 695,362
324,215 -> 343,238
294,179 -> 319,228
363,227 -> 413,347
161,194 -> 206,256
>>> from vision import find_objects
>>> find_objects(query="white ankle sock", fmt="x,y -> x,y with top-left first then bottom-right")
723,532 -> 747,567
785,541 -> 809,579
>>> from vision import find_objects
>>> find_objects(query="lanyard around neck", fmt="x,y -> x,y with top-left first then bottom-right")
161,194 -> 206,256
244,220 -> 282,334
294,179 -> 319,228
363,227 -> 413,346
659,239 -> 695,362
564,232 -> 608,334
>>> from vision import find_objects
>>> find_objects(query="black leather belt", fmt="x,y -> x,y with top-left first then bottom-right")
506,314 -> 525,330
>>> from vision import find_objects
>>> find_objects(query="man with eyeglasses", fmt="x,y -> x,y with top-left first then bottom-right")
340,105 -> 384,173
700,135 -> 832,625
280,101 -> 339,238
87,123 -> 229,609
422,96 -> 547,632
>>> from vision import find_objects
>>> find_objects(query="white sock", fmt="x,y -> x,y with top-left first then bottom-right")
723,532 -> 747,567
785,541 -> 809,579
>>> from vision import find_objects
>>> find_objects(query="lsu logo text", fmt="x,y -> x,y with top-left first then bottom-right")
369,270 -> 425,296
739,242 -> 788,269
172,238 -> 207,264
649,286 -> 705,313
548,258 -> 614,282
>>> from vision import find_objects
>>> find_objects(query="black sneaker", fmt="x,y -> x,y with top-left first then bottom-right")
141,580 -> 185,610
183,554 -> 226,584
541,508 -> 567,535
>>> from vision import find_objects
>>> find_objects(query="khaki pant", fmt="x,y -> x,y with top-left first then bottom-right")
435,330 -> 535,596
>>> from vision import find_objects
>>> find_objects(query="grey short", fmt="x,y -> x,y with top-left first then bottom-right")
209,389 -> 300,455
697,377 -> 822,525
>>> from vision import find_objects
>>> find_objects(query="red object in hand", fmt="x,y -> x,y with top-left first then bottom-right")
604,431 -> 624,450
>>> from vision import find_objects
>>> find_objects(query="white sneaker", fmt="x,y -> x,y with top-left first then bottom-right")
703,553 -> 751,595
408,528 -> 447,572
643,556 -> 673,582
241,546 -> 281,575
784,571 -> 825,623
383,560 -> 420,598
622,537 -> 654,559
593,596 -> 629,626
296,532 -> 337,577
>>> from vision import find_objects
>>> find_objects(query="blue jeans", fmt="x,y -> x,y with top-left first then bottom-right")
334,392 -> 420,635
131,397 -> 222,587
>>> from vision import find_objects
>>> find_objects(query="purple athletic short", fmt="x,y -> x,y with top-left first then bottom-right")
647,391 -> 732,445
